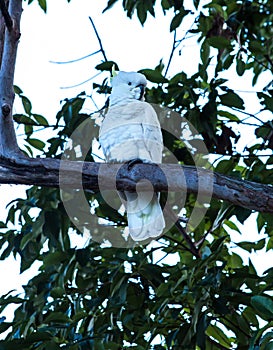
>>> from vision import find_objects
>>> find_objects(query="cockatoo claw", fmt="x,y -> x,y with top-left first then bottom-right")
126,158 -> 144,171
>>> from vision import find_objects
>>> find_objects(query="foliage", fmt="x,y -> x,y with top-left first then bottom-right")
24,0 -> 72,13
1,0 -> 273,349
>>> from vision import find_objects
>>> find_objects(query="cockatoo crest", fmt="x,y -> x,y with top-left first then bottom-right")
109,71 -> 147,106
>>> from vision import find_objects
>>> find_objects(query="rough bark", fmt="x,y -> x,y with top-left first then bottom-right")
0,0 -> 22,158
1,156 -> 273,214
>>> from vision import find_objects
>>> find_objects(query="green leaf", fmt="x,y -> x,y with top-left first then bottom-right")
26,331 -> 52,342
170,9 -> 188,31
0,221 -> 6,229
251,296 -> 273,321
255,123 -> 271,139
14,85 -> 23,95
207,36 -> 232,50
0,322 -> 13,334
21,96 -> 32,115
228,252 -> 243,269
25,124 -> 33,137
161,0 -> 171,10
265,342 -> 273,350
26,138 -> 45,151
38,0 -> 47,13
139,69 -> 168,84
235,206 -> 252,224
95,61 -> 119,72
267,236 -> 273,251
104,342 -> 121,350
258,92 -> 273,112
200,40 -> 210,65
50,287 -> 65,298
32,114 -> 49,126
103,0 -> 119,13
219,91 -> 245,109
43,211 -> 61,240
137,3 -> 147,25
0,295 -> 25,306
218,110 -> 240,122
76,248 -> 90,267
224,220 -> 240,233
249,40 -> 265,55
236,57 -> 246,76
13,114 -> 37,125
237,239 -> 266,252
44,312 -> 71,324
210,235 -> 227,253
43,251 -> 67,266
196,314 -> 208,350
206,324 -> 232,348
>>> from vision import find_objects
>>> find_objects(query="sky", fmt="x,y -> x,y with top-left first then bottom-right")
0,0 -> 272,325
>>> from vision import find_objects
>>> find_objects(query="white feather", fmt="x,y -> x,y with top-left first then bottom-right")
99,71 -> 165,241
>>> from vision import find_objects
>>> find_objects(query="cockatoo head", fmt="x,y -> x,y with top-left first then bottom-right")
109,71 -> 147,106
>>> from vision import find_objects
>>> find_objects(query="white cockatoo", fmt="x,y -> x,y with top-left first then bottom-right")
99,71 -> 165,241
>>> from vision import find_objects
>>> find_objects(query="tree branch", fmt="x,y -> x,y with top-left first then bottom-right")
164,204 -> 200,257
164,30 -> 176,78
1,156 -> 273,214
89,16 -> 107,62
50,50 -> 101,64
0,0 -> 12,31
0,0 -> 22,158
0,3 -> 5,67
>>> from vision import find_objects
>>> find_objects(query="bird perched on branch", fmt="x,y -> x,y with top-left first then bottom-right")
99,71 -> 165,241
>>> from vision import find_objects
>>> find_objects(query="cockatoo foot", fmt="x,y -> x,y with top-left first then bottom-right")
126,158 -> 145,171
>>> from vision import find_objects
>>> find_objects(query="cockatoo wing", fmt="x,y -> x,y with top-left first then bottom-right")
99,101 -> 162,163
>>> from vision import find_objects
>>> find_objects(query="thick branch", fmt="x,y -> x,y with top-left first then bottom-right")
0,4 -> 5,67
0,0 -> 22,158
0,0 -> 12,30
1,156 -> 273,214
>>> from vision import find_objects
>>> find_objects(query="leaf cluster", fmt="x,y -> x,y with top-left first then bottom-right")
2,0 -> 273,349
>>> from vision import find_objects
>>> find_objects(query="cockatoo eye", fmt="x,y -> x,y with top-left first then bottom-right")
128,82 -> 132,86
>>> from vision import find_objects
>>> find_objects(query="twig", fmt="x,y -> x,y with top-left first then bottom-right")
89,94 -> 100,111
162,234 -> 194,255
60,71 -> 102,89
231,107 -> 263,124
164,204 -> 200,258
222,120 -> 261,127
164,30 -> 177,78
15,122 -> 62,128
164,17 -> 198,77
241,46 -> 272,71
89,16 -> 107,62
0,0 -> 12,31
49,50 -> 101,65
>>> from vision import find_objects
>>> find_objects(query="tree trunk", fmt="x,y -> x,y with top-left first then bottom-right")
0,0 -> 23,158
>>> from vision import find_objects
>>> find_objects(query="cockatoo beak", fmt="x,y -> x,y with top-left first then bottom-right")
111,65 -> 118,77
110,66 -> 119,85
136,84 -> 145,100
